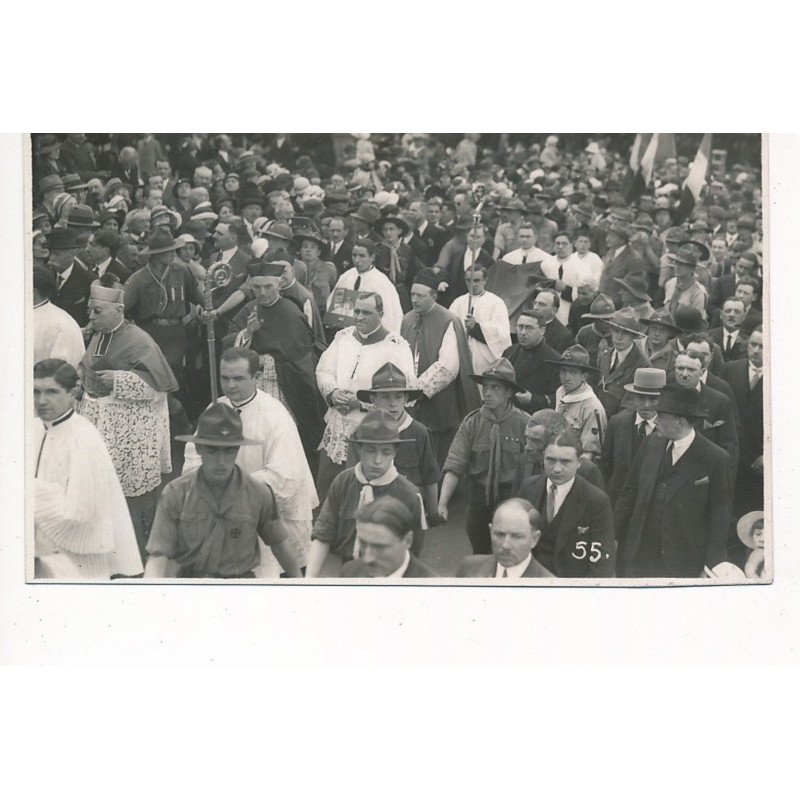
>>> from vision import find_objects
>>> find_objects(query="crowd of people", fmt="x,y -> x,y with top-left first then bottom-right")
30,132 -> 767,581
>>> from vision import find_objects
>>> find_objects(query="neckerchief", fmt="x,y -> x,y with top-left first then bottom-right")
480,402 -> 516,504
353,462 -> 400,557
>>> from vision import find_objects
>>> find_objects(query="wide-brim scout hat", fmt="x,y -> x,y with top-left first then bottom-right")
454,212 -> 477,230
608,307 -> 646,337
356,362 -> 423,402
641,307 -> 681,335
613,272 -> 651,302
670,244 -> 699,270
375,214 -> 409,237
673,305 -> 709,333
349,202 -> 382,225
655,384 -> 708,419
141,227 -> 182,255
581,293 -> 616,319
624,367 -> 667,396
546,344 -> 601,373
737,510 -> 765,549
293,230 -> 327,249
175,403 -> 261,447
679,239 -> 711,263
496,197 -> 526,212
469,357 -> 524,394
349,409 -> 413,446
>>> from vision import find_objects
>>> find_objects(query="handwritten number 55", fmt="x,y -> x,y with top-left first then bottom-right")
572,541 -> 602,562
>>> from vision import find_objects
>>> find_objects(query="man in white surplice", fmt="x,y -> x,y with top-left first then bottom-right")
33,358 -> 143,579
449,264 -> 512,375
182,347 -> 318,576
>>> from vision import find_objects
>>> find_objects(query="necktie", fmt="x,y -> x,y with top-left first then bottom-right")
502,568 -> 508,578
637,421 -> 648,440
56,274 -> 65,290
750,368 -> 762,390
353,275 -> 361,291
665,440 -> 674,466
724,333 -> 732,355
546,484 -> 557,523
558,264 -> 564,280
521,252 -> 528,264
610,351 -> 618,372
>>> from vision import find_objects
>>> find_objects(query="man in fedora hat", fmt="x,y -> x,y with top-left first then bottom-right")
315,290 -> 415,501
598,221 -> 645,308
614,384 -> 732,578
47,227 -> 94,328
640,307 -> 680,374
145,403 -> 302,579
664,245 -> 708,319
456,498 -> 553,579
401,268 -> 481,469
613,272 -> 655,320
225,257 -> 326,470
77,274 -> 178,555
597,307 -> 651,417
548,345 -> 607,460
599,367 -> 666,506
671,305 -> 725,376
123,227 -> 206,379
63,174 -> 90,205
503,308 -> 562,414
517,428 -> 615,578
182,347 -> 318,577
340,496 -> 438,578
349,362 -> 440,523
439,358 -> 531,554
307,409 -> 425,578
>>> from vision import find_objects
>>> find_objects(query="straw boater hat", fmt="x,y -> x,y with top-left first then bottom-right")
737,510 -> 765,549
349,409 -> 413,446
469,358 -> 524,394
175,403 -> 260,447
608,307 -> 646,337
624,367 -> 667,396
546,344 -> 601,373
357,362 -> 423,403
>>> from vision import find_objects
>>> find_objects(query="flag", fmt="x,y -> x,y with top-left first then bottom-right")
624,133 -> 659,204
674,133 -> 712,224
640,133 -> 660,185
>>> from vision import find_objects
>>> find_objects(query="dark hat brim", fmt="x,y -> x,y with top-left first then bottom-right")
544,357 -> 602,373
623,382 -> 663,395
612,277 -> 651,302
641,317 -> 681,333
174,434 -> 261,446
469,373 -> 525,393
375,216 -> 409,236
141,241 -> 182,255
582,311 -> 615,320
608,321 -> 647,337
293,232 -> 326,248
348,435 -> 415,445
356,387 -> 423,403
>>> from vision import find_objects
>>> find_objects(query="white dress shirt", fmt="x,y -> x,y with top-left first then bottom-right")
221,245 -> 238,262
634,413 -> 656,435
495,552 -> 532,578
722,328 -> 740,352
609,343 -> 634,371
504,246 -> 550,265
669,427 -> 696,464
95,256 -> 112,278
56,263 -> 74,288
546,476 -> 575,518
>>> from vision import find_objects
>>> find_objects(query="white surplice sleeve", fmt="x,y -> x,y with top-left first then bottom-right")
417,321 -> 459,398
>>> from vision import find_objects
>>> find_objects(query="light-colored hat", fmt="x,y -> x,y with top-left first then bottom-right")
624,367 -> 667,396
89,280 -> 124,303
737,510 -> 765,549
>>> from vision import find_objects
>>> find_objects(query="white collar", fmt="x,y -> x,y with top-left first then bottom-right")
282,277 -> 296,290
387,549 -> 411,579
57,263 -> 74,283
495,551 -> 532,578
96,256 -> 112,277
221,245 -> 238,261
670,427 -> 696,462
723,328 -> 739,341
397,412 -> 414,432
611,342 -> 634,363
34,298 -> 49,309
700,370 -> 708,385
635,413 -> 656,430
749,362 -> 763,376
547,476 -> 575,497
614,245 -> 626,257
417,220 -> 428,235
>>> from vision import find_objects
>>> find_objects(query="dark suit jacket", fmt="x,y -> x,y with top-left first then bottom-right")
614,431 -> 731,578
404,232 -> 431,268
719,358 -> 763,467
87,257 -> 132,284
597,345 -> 651,417
709,326 -> 747,363
599,245 -> 645,307
512,456 -> 606,496
599,410 -> 661,505
439,246 -> 494,307
456,554 -> 553,578
51,261 -> 93,327
418,222 -> 448,263
503,340 -> 562,413
327,239 -> 354,276
340,553 -> 438,578
519,474 -> 616,578
696,382 -> 739,469
543,317 -> 575,355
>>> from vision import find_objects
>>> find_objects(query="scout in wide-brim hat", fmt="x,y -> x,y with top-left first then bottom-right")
640,308 -> 681,335
375,214 -> 409,237
608,307 -> 646,337
655,384 -> 708,419
469,357 -> 525,394
293,230 -> 327,249
356,362 -> 423,403
679,239 -> 711,262
737,510 -> 765,549
349,409 -> 414,446
175,403 -> 261,447
349,202 -> 381,225
581,293 -> 616,320
545,344 -> 601,373
624,367 -> 667,396
613,272 -> 651,303
141,227 -> 182,255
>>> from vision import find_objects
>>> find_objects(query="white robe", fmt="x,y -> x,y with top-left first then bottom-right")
33,411 -> 143,579
33,301 -> 86,367
449,291 -> 512,375
327,267 -> 404,333
182,390 -> 319,575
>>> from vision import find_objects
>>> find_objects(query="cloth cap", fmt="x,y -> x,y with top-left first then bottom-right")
66,204 -> 100,228
39,174 -> 64,193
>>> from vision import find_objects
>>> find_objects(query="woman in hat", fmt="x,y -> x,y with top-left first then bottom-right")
174,233 -> 205,292
547,345 -> 607,460
737,511 -> 769,580
307,409 -> 425,578
294,230 -> 338,316
52,192 -> 78,229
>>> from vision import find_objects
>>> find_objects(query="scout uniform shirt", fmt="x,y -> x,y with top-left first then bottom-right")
124,261 -> 205,325
146,465 -> 285,578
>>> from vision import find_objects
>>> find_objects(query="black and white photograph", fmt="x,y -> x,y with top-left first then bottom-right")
25,132 -> 769,584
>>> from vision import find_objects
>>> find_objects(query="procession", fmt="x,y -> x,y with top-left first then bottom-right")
29,132 -> 767,582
